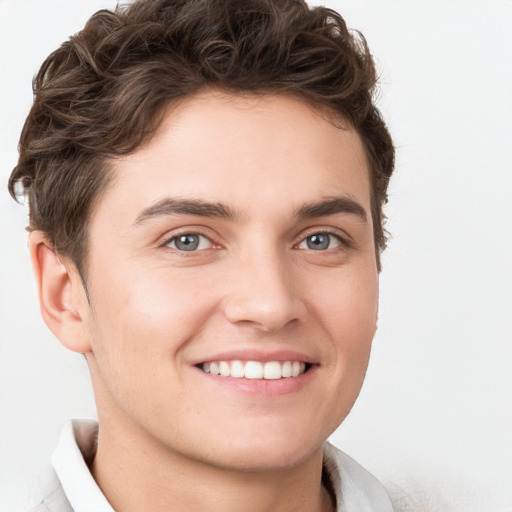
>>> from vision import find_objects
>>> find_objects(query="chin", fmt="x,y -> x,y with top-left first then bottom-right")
188,425 -> 328,473
201,446 -> 320,474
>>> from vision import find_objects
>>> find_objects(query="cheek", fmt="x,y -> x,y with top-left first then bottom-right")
312,266 -> 378,358
84,271 -> 200,412
86,266 -> 217,362
301,266 -> 378,434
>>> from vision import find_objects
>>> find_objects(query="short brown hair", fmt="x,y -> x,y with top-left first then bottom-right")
9,0 -> 394,273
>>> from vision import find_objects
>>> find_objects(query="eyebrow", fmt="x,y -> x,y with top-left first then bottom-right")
133,195 -> 367,226
133,198 -> 237,225
296,197 -> 368,222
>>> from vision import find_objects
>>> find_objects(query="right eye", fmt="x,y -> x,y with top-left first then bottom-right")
296,232 -> 343,251
165,233 -> 213,252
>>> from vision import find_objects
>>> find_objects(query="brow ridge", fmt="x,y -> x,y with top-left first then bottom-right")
133,198 -> 236,225
133,195 -> 367,226
296,197 -> 367,222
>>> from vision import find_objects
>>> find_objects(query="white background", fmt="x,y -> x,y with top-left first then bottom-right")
1,1 -> 511,511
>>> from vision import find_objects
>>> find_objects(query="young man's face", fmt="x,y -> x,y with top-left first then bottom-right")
79,91 -> 378,471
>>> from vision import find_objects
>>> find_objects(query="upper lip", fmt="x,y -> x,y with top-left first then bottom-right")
190,349 -> 318,366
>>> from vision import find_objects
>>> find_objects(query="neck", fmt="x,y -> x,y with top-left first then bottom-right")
90,416 -> 335,512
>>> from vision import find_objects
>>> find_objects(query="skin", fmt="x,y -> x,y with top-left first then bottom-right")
31,90 -> 379,512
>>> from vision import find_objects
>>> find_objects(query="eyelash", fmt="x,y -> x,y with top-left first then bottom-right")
296,232 -> 343,251
160,229 -> 218,253
295,228 -> 352,251
160,228 -> 351,254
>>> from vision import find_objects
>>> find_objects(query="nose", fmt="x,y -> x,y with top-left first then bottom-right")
222,248 -> 308,332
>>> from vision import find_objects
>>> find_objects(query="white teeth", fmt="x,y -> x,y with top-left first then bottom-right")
219,361 -> 230,377
263,361 -> 282,380
245,361 -> 264,379
200,360 -> 308,379
281,361 -> 292,378
291,361 -> 301,377
230,360 -> 245,378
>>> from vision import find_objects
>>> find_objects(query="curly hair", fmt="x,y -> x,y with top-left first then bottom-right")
9,0 -> 394,273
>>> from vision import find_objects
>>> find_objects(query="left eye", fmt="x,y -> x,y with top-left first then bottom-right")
166,234 -> 212,251
298,233 -> 342,251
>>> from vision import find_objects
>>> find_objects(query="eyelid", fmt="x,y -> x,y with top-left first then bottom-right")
294,226 -> 353,249
157,226 -> 221,251
155,225 -> 353,252
166,233 -> 212,251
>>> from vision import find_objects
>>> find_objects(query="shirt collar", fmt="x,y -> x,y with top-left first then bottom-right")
323,441 -> 394,511
52,419 -> 114,512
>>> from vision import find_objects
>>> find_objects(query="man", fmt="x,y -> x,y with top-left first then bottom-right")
9,0 -> 395,510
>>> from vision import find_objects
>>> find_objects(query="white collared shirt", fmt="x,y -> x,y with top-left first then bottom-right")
45,419 -> 393,512
51,420 -> 114,512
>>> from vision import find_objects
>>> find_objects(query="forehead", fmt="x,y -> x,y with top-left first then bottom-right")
94,91 -> 371,225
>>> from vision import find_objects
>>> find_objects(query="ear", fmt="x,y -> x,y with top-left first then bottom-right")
29,231 -> 92,353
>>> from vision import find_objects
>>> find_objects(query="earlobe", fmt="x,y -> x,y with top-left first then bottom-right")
29,231 -> 92,354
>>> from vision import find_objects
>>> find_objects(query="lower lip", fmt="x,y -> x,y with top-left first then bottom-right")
195,365 -> 317,397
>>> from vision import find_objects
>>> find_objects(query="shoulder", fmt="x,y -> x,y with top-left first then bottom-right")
323,442 -> 394,512
26,467 -> 73,512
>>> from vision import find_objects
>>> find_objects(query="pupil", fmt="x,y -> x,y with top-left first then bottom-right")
307,234 -> 329,250
176,234 -> 199,251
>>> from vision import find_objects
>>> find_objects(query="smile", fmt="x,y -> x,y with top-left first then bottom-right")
200,360 -> 309,380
